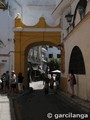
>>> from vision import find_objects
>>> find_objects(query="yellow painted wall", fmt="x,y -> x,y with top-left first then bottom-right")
14,17 -> 61,88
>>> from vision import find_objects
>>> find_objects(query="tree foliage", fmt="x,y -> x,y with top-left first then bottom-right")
47,58 -> 60,72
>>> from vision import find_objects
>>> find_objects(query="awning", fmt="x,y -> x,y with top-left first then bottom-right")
32,66 -> 38,70
51,70 -> 61,74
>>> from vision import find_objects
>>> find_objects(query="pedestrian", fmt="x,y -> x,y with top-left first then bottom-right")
41,73 -> 46,85
17,72 -> 24,92
5,71 -> 10,93
50,74 -> 54,89
55,74 -> 60,90
10,70 -> 17,93
0,78 -> 2,89
67,70 -> 76,98
0,74 -> 4,90
44,75 -> 49,94
2,73 -> 6,92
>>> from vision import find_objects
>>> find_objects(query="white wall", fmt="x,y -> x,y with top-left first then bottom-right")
0,9 -> 14,76
53,0 -> 90,101
64,14 -> 90,101
46,46 -> 60,60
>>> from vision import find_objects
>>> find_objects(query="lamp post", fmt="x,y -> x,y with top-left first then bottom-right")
65,13 -> 74,33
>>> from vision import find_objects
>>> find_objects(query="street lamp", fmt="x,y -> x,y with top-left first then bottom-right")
65,13 -> 73,25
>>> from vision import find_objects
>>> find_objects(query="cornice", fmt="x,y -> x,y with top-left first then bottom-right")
14,28 -> 62,32
52,0 -> 74,17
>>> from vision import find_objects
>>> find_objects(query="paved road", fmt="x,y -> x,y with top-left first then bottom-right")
14,81 -> 89,120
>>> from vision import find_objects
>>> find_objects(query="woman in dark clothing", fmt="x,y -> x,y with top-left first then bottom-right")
67,70 -> 76,97
50,75 -> 54,89
18,72 -> 24,92
44,75 -> 49,94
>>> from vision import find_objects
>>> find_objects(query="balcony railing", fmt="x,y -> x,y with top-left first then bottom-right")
0,0 -> 8,10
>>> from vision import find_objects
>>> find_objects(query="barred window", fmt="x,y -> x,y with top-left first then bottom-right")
49,54 -> 53,58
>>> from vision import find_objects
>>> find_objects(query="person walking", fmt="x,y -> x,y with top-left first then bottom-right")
5,71 -> 10,93
17,72 -> 24,92
55,74 -> 60,90
10,70 -> 17,93
2,73 -> 6,93
0,74 -> 5,92
67,70 -> 76,98
49,74 -> 54,94
50,74 -> 54,89
44,75 -> 49,94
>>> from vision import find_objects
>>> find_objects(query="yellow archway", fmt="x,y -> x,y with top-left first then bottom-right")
14,16 -> 62,88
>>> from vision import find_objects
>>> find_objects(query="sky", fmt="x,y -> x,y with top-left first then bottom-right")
7,0 -> 61,26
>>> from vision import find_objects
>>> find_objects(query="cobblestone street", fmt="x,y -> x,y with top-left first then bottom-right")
14,81 -> 90,120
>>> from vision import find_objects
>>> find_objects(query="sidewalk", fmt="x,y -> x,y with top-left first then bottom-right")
0,91 -> 16,120
56,90 -> 90,113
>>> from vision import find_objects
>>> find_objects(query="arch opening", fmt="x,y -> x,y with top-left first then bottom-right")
26,43 -> 61,84
69,46 -> 86,74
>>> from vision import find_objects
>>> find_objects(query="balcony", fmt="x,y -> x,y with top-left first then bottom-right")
0,0 -> 8,10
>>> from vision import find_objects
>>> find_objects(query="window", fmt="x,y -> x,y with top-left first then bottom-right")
69,46 -> 85,74
49,54 -> 53,58
77,0 -> 87,20
57,54 -> 60,58
49,45 -> 53,48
